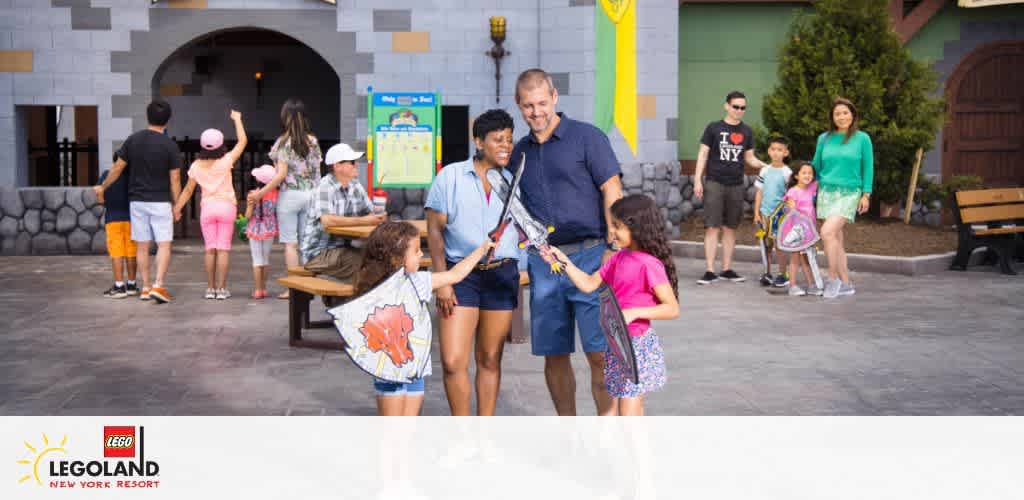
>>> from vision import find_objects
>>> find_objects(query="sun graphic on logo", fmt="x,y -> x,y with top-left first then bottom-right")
16,433 -> 67,486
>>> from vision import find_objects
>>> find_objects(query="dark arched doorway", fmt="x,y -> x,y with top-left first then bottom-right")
153,28 -> 341,236
943,41 -> 1024,187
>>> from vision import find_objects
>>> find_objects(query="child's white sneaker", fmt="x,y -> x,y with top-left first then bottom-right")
204,288 -> 216,299
788,285 -> 806,296
216,288 -> 231,300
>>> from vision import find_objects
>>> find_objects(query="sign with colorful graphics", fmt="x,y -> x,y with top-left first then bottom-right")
15,426 -> 161,489
366,90 -> 441,190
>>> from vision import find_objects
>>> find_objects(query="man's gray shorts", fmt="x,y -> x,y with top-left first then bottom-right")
703,179 -> 745,229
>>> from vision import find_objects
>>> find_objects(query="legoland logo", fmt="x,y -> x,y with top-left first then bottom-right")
15,426 -> 160,489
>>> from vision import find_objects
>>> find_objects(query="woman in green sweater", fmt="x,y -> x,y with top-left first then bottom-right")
811,98 -> 873,299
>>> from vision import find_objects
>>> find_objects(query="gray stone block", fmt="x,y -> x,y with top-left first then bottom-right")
660,207 -> 669,222
373,9 -> 411,32
52,0 -> 92,7
669,163 -> 680,185
654,181 -> 670,206
404,188 -> 424,204
680,201 -> 694,219
386,189 -> 405,214
680,175 -> 692,186
68,228 -> 92,254
92,205 -> 105,217
667,185 -> 682,208
668,208 -> 682,224
0,237 -> 11,256
0,216 -> 16,238
16,232 -> 31,255
44,190 -> 65,211
666,118 -> 678,142
24,209 -> 40,235
92,229 -> 107,254
401,205 -> 424,221
682,184 -> 693,201
78,209 -> 100,233
57,206 -> 77,234
82,186 -> 98,208
924,213 -> 941,227
642,180 -> 654,193
22,189 -> 43,209
549,72 -> 570,95
912,202 -> 921,214
691,196 -> 703,210
654,162 -> 669,180
746,185 -> 758,203
32,233 -> 66,255
621,163 -> 642,189
43,222 -> 56,232
0,187 -> 25,217
71,7 -> 111,30
743,200 -> 752,215
929,200 -> 941,211
42,209 -> 56,222
642,162 -> 655,180
911,212 -> 924,224
67,189 -> 86,212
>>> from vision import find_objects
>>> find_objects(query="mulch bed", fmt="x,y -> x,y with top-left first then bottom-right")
677,216 -> 958,257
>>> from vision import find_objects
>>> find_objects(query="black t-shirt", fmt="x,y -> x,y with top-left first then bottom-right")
700,120 -> 754,186
116,129 -> 182,203
97,170 -> 130,223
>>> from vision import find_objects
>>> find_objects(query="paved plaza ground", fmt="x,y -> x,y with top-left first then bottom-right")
1,241 -> 1022,415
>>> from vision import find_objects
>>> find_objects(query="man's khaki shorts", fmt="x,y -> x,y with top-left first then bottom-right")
703,179 -> 745,229
304,246 -> 363,282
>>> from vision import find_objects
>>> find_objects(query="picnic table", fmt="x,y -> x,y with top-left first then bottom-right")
325,219 -> 427,238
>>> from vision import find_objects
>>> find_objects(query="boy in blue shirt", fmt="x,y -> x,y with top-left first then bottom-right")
98,164 -> 138,298
753,136 -> 792,287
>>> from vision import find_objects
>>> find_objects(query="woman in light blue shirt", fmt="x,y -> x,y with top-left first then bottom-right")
425,109 -> 521,416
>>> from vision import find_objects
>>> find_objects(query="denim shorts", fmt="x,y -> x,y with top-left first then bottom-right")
528,241 -> 608,356
373,377 -> 425,396
446,259 -> 519,311
276,188 -> 312,244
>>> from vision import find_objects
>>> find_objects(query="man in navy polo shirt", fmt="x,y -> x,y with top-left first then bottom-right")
510,68 -> 623,416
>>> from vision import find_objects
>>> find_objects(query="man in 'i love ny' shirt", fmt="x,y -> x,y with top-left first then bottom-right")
693,90 -> 770,286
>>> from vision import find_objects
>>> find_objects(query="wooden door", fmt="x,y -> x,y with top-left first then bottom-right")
943,41 -> 1024,187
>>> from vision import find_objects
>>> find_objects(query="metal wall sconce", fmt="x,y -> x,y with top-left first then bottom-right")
486,16 -> 509,104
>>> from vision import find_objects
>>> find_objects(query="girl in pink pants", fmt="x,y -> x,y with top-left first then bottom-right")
174,110 -> 248,299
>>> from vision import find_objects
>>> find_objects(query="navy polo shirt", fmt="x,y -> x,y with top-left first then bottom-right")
509,113 -> 620,246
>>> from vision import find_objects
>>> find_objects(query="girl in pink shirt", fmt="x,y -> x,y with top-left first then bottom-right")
173,110 -> 247,300
546,195 -> 680,416
783,161 -> 820,296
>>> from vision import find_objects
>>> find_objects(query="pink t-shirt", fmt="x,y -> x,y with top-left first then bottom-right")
188,156 -> 236,207
784,181 -> 817,219
599,249 -> 670,337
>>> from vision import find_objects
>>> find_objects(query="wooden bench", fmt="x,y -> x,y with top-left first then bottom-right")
950,187 -> 1024,275
277,276 -> 354,350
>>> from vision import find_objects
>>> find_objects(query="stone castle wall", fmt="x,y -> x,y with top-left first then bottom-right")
0,187 -> 107,256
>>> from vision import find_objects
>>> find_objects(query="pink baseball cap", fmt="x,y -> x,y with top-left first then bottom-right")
200,128 -> 224,150
251,164 -> 277,185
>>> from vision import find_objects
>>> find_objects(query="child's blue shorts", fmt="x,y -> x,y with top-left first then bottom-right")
373,377 -> 425,396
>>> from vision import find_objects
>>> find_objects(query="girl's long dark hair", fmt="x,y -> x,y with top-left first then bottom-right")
787,161 -> 815,190
279,98 -> 314,159
355,221 -> 420,295
610,194 -> 678,297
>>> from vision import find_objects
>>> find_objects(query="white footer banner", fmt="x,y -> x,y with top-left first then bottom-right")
2,417 -> 1020,499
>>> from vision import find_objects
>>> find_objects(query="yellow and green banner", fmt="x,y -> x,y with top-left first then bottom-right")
594,0 -> 638,156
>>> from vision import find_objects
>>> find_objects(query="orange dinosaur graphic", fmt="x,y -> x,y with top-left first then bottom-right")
359,304 -> 415,367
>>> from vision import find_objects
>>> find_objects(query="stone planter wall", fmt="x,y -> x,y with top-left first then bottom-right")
383,188 -> 427,221
0,187 -> 107,256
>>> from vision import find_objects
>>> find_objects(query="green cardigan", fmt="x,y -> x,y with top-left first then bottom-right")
811,130 -> 874,194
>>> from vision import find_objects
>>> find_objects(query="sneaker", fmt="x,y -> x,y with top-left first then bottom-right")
140,287 -> 152,301
205,288 -> 217,300
697,271 -> 719,285
838,282 -> 856,296
787,285 -> 806,296
149,286 -> 172,304
215,288 -> 231,300
103,284 -> 127,299
806,285 -> 824,296
759,273 -> 774,287
719,269 -> 746,283
125,282 -> 138,296
772,275 -> 790,288
823,279 -> 841,299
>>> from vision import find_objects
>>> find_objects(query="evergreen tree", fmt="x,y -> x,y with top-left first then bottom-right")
761,0 -> 944,205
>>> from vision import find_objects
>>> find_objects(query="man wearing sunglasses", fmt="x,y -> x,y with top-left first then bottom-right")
694,90 -> 767,285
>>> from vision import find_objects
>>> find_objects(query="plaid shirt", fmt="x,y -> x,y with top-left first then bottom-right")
300,174 -> 372,262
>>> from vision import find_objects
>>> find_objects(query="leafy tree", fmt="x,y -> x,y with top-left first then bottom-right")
761,0 -> 944,206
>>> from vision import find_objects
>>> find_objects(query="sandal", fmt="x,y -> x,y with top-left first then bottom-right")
277,290 -> 289,300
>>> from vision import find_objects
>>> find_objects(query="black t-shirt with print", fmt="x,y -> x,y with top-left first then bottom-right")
700,120 -> 754,186
115,129 -> 182,203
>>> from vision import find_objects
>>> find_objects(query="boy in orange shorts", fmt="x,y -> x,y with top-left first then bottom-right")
98,168 -> 138,298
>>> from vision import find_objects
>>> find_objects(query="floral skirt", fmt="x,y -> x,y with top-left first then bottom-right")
604,329 -> 667,398
816,186 -> 861,222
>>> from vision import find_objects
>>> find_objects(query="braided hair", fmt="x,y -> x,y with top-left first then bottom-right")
355,221 -> 420,295
610,194 -> 679,297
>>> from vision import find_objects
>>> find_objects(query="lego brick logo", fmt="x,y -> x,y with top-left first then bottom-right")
103,426 -> 136,458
